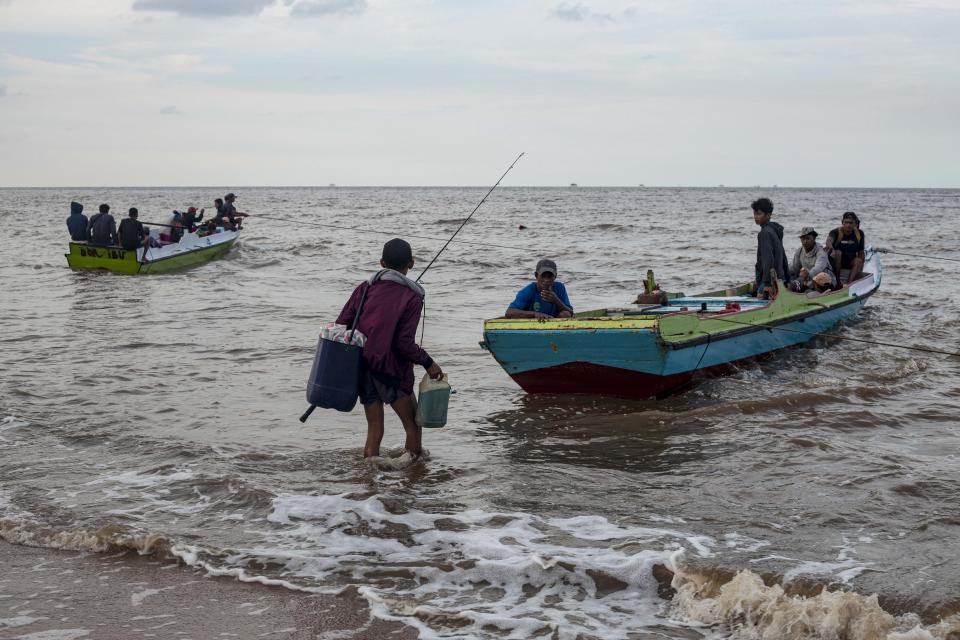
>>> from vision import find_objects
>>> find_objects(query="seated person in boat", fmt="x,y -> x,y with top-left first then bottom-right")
505,259 -> 573,320
88,203 -> 118,246
788,226 -> 836,292
752,197 -> 789,299
825,211 -> 865,284
161,210 -> 184,243
66,201 -> 88,242
217,192 -> 248,230
117,208 -> 147,251
180,206 -> 203,232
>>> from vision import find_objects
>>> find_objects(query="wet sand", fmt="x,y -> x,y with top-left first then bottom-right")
0,539 -> 417,639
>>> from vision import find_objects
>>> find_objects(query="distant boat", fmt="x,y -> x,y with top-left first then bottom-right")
570,183 -> 578,187
481,249 -> 882,398
65,230 -> 239,274
329,183 -> 336,187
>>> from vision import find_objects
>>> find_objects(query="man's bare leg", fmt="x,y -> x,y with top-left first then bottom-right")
848,257 -> 864,283
390,394 -> 422,456
363,401 -> 385,458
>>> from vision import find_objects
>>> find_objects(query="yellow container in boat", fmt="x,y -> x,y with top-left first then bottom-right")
415,373 -> 450,428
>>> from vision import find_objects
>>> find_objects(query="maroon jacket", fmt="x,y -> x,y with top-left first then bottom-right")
336,279 -> 432,394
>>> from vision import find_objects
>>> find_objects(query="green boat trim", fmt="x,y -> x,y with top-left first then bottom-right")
65,230 -> 239,274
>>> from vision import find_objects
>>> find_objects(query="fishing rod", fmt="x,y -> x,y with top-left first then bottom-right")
876,248 -> 960,264
415,152 -> 525,283
254,214 -> 528,252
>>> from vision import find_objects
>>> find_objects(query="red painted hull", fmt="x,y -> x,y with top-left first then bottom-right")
510,357 -> 766,399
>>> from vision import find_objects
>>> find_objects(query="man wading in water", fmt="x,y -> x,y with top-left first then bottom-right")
336,239 -> 443,463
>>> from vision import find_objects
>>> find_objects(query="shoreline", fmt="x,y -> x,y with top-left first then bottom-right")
0,538 -> 418,639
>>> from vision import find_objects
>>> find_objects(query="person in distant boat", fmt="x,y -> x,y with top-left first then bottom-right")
825,211 -> 865,284
66,201 -> 88,241
183,206 -> 204,232
336,238 -> 443,461
751,197 -> 789,299
88,203 -> 118,246
162,210 -> 183,243
117,208 -> 147,251
788,227 -> 835,292
218,193 -> 248,230
505,259 -> 573,320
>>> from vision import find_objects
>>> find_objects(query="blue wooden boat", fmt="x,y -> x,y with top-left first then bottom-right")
481,249 -> 881,398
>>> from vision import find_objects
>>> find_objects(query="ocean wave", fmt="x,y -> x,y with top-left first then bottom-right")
669,565 -> 960,639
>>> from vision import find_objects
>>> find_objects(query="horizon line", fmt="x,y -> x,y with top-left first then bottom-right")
2,184 -> 959,190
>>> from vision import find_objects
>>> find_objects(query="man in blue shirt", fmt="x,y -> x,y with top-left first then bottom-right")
505,259 -> 573,320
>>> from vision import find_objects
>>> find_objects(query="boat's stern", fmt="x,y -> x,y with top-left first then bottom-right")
65,243 -> 142,274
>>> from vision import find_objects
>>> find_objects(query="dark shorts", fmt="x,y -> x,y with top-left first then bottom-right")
359,370 -> 408,406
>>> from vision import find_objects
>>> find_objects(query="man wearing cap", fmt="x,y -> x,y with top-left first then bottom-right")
336,238 -> 443,461
218,193 -> 248,230
181,206 -> 204,232
788,227 -> 836,292
505,259 -> 574,320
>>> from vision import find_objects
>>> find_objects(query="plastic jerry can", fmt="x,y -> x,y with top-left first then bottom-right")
415,373 -> 450,428
305,337 -> 363,412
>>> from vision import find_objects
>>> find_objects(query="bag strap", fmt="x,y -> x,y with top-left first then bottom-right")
348,269 -> 386,334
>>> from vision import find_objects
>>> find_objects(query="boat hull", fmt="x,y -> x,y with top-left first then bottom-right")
65,231 -> 238,274
483,250 -> 881,399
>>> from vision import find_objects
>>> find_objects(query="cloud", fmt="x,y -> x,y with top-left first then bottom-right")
132,0 -> 276,17
552,2 -> 614,23
289,0 -> 366,17
159,104 -> 181,114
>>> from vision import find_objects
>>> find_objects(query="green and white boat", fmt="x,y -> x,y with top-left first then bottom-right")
65,229 -> 239,274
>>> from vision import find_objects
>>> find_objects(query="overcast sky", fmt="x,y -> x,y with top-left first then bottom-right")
1,0 -> 957,187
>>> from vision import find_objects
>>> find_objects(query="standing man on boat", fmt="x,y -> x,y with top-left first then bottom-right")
752,198 -> 789,299
88,204 -> 118,246
505,259 -> 574,320
66,202 -> 88,241
335,238 -> 443,461
117,208 -> 147,251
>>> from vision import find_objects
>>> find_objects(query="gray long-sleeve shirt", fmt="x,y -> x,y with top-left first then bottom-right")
789,244 -> 835,285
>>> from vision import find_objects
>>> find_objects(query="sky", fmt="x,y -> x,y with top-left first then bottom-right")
0,0 -> 958,187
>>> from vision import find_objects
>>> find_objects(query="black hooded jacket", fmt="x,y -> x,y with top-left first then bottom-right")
755,220 -> 789,288
66,202 -> 88,241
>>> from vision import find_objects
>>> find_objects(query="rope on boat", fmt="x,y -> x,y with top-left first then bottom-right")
706,315 -> 960,358
876,248 -> 960,263
254,215 -> 529,252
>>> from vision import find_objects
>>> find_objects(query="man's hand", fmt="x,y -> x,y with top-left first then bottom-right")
799,268 -> 809,280
540,289 -> 561,304
534,312 -> 551,322
426,362 -> 443,380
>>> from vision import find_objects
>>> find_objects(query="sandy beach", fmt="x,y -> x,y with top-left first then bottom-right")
0,539 -> 417,640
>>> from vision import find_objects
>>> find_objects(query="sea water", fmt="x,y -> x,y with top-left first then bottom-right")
1,186 -> 960,638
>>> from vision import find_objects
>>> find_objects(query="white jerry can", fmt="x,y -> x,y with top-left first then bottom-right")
415,373 -> 451,429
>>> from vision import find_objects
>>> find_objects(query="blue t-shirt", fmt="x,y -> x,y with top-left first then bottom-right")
508,281 -> 573,317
